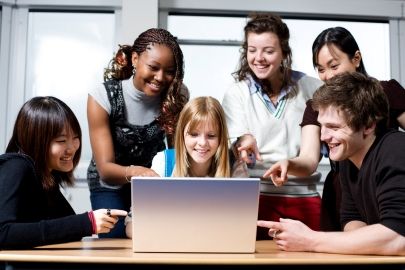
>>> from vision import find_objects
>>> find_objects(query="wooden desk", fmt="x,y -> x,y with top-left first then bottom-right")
0,238 -> 404,270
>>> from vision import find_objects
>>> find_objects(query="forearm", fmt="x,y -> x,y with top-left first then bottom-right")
0,214 -> 91,249
285,156 -> 319,177
312,224 -> 405,255
96,162 -> 127,185
287,124 -> 321,176
97,162 -> 147,185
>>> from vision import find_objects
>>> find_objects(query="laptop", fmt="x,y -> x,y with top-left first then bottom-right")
130,177 -> 260,253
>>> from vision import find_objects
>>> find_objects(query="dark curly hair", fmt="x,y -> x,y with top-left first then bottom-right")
104,28 -> 188,145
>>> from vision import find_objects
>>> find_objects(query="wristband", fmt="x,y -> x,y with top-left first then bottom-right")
87,211 -> 97,234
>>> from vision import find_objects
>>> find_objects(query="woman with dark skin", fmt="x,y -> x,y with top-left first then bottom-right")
87,28 -> 188,238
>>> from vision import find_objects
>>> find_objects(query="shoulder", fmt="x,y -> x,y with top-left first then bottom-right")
380,79 -> 404,92
103,78 -> 122,88
300,99 -> 320,127
296,72 -> 323,86
379,79 -> 405,109
223,80 -> 250,99
372,130 -> 405,163
0,153 -> 35,169
0,153 -> 36,181
292,71 -> 323,95
89,82 -> 112,114
379,130 -> 405,148
380,79 -> 405,97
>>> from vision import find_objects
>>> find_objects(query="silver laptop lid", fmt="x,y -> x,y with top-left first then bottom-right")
131,177 -> 260,253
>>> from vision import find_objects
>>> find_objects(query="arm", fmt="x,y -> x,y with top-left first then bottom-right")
0,157 -> 92,249
263,124 -> 321,185
87,95 -> 158,185
257,218 -> 405,255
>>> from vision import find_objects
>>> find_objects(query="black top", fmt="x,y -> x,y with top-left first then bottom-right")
339,130 -> 405,236
0,153 -> 92,249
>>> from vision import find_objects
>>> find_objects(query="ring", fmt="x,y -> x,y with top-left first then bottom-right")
106,209 -> 111,217
272,230 -> 279,239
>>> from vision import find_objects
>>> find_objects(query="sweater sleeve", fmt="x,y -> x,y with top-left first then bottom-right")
380,79 -> 405,129
380,79 -> 405,111
0,156 -> 93,249
300,99 -> 320,127
222,82 -> 251,142
151,151 -> 166,177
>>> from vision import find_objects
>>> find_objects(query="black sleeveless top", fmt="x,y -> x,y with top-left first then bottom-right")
87,79 -> 165,191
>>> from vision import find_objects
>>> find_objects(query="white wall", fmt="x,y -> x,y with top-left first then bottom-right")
119,0 -> 158,45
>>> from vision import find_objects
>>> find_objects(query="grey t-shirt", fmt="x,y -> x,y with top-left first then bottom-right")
89,77 -> 160,126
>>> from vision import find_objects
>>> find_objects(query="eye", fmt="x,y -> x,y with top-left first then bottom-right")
331,64 -> 339,70
188,132 -> 199,137
207,133 -> 217,139
247,48 -> 256,53
165,69 -> 175,76
148,64 -> 159,71
55,137 -> 67,143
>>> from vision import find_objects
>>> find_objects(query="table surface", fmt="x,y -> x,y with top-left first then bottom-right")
0,238 -> 404,265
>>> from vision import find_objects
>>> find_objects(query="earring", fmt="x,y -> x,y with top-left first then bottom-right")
132,65 -> 136,75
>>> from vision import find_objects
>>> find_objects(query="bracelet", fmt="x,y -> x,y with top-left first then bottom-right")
125,165 -> 134,183
87,211 -> 97,235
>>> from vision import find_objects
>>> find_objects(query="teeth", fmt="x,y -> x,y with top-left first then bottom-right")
61,157 -> 71,161
328,144 -> 339,149
150,82 -> 160,88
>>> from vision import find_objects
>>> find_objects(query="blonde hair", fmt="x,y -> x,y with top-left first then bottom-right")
172,96 -> 230,177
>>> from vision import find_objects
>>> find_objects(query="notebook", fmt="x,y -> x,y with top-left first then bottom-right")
130,177 -> 260,253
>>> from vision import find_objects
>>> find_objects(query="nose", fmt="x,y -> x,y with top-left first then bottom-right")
197,135 -> 208,146
256,52 -> 265,62
66,138 -> 80,153
154,70 -> 163,82
324,70 -> 335,81
320,126 -> 331,142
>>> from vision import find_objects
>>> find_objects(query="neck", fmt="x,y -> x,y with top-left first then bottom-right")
263,71 -> 283,96
189,160 -> 212,177
350,134 -> 376,169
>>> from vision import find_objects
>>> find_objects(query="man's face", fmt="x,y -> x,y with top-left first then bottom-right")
317,105 -> 368,166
